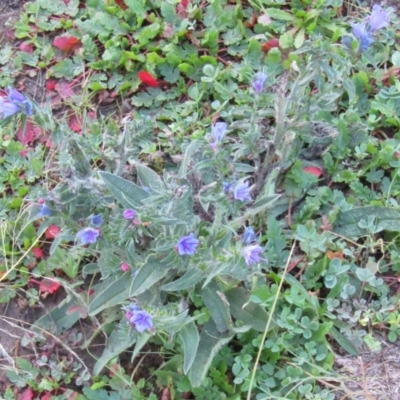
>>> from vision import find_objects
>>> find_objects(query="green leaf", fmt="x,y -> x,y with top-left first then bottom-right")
201,280 -> 231,333
33,297 -> 81,335
330,326 -> 359,356
334,206 -> 400,237
179,322 -> 200,374
391,51 -> 400,67
266,8 -> 295,21
68,139 -> 92,178
294,28 -> 305,49
188,319 -> 234,387
178,141 -> 202,178
225,287 -> 272,332
99,171 -> 150,209
134,162 -> 165,193
93,322 -> 136,376
88,275 -> 130,316
129,254 -> 173,296
161,268 -> 205,291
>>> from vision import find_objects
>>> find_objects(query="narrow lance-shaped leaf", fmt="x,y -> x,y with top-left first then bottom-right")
188,319 -> 234,387
179,322 -> 200,374
201,280 -> 232,333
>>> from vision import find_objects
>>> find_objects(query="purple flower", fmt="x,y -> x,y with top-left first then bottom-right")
130,310 -> 154,332
243,226 -> 257,244
211,122 -> 227,143
367,4 -> 390,33
351,22 -> 374,51
175,233 -> 200,256
252,72 -> 267,94
0,87 -> 33,118
242,244 -> 263,266
37,203 -> 53,217
125,304 -> 154,332
90,214 -> 103,226
123,209 -> 137,220
0,100 -> 21,118
233,181 -> 252,202
76,227 -> 99,245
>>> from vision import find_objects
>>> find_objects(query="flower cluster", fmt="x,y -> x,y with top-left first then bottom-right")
241,225 -> 264,267
0,87 -> 33,119
125,304 -> 154,332
351,4 -> 390,51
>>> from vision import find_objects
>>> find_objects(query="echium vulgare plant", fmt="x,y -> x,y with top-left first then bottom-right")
27,8 -> 395,391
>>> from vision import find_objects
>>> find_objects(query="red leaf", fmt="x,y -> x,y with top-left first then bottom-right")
115,0 -> 128,9
53,36 -> 81,52
45,225 -> 60,239
19,387 -> 34,400
32,247 -> 44,259
46,79 -> 57,91
69,114 -> 82,133
261,38 -> 280,53
41,393 -> 52,400
31,278 -> 60,294
16,121 -> 44,146
19,42 -> 34,54
303,166 -> 323,177
176,0 -> 190,17
138,71 -> 159,87
55,82 -> 75,99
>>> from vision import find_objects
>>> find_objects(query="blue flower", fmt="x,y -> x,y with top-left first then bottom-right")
252,72 -> 267,94
90,214 -> 103,226
367,4 -> 390,33
175,233 -> 200,256
124,304 -> 154,332
0,87 -> 33,118
76,227 -> 99,245
233,181 -> 252,202
211,122 -> 227,143
130,310 -> 154,332
242,226 -> 257,244
37,203 -> 53,217
123,209 -> 137,220
242,244 -> 263,266
351,23 -> 374,51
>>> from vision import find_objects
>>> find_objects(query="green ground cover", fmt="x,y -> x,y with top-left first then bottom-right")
1,0 -> 400,399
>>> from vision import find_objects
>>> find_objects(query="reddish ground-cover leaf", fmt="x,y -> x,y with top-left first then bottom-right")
45,225 -> 60,239
114,0 -> 128,9
55,82 -> 75,99
20,387 -> 34,400
32,247 -> 44,259
69,114 -> 82,133
53,36 -> 81,52
303,166 -> 323,177
261,38 -> 279,52
176,0 -> 190,17
41,393 -> 53,400
16,121 -> 44,146
46,79 -> 57,91
138,71 -> 159,87
30,278 -> 61,294
19,42 -> 34,54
